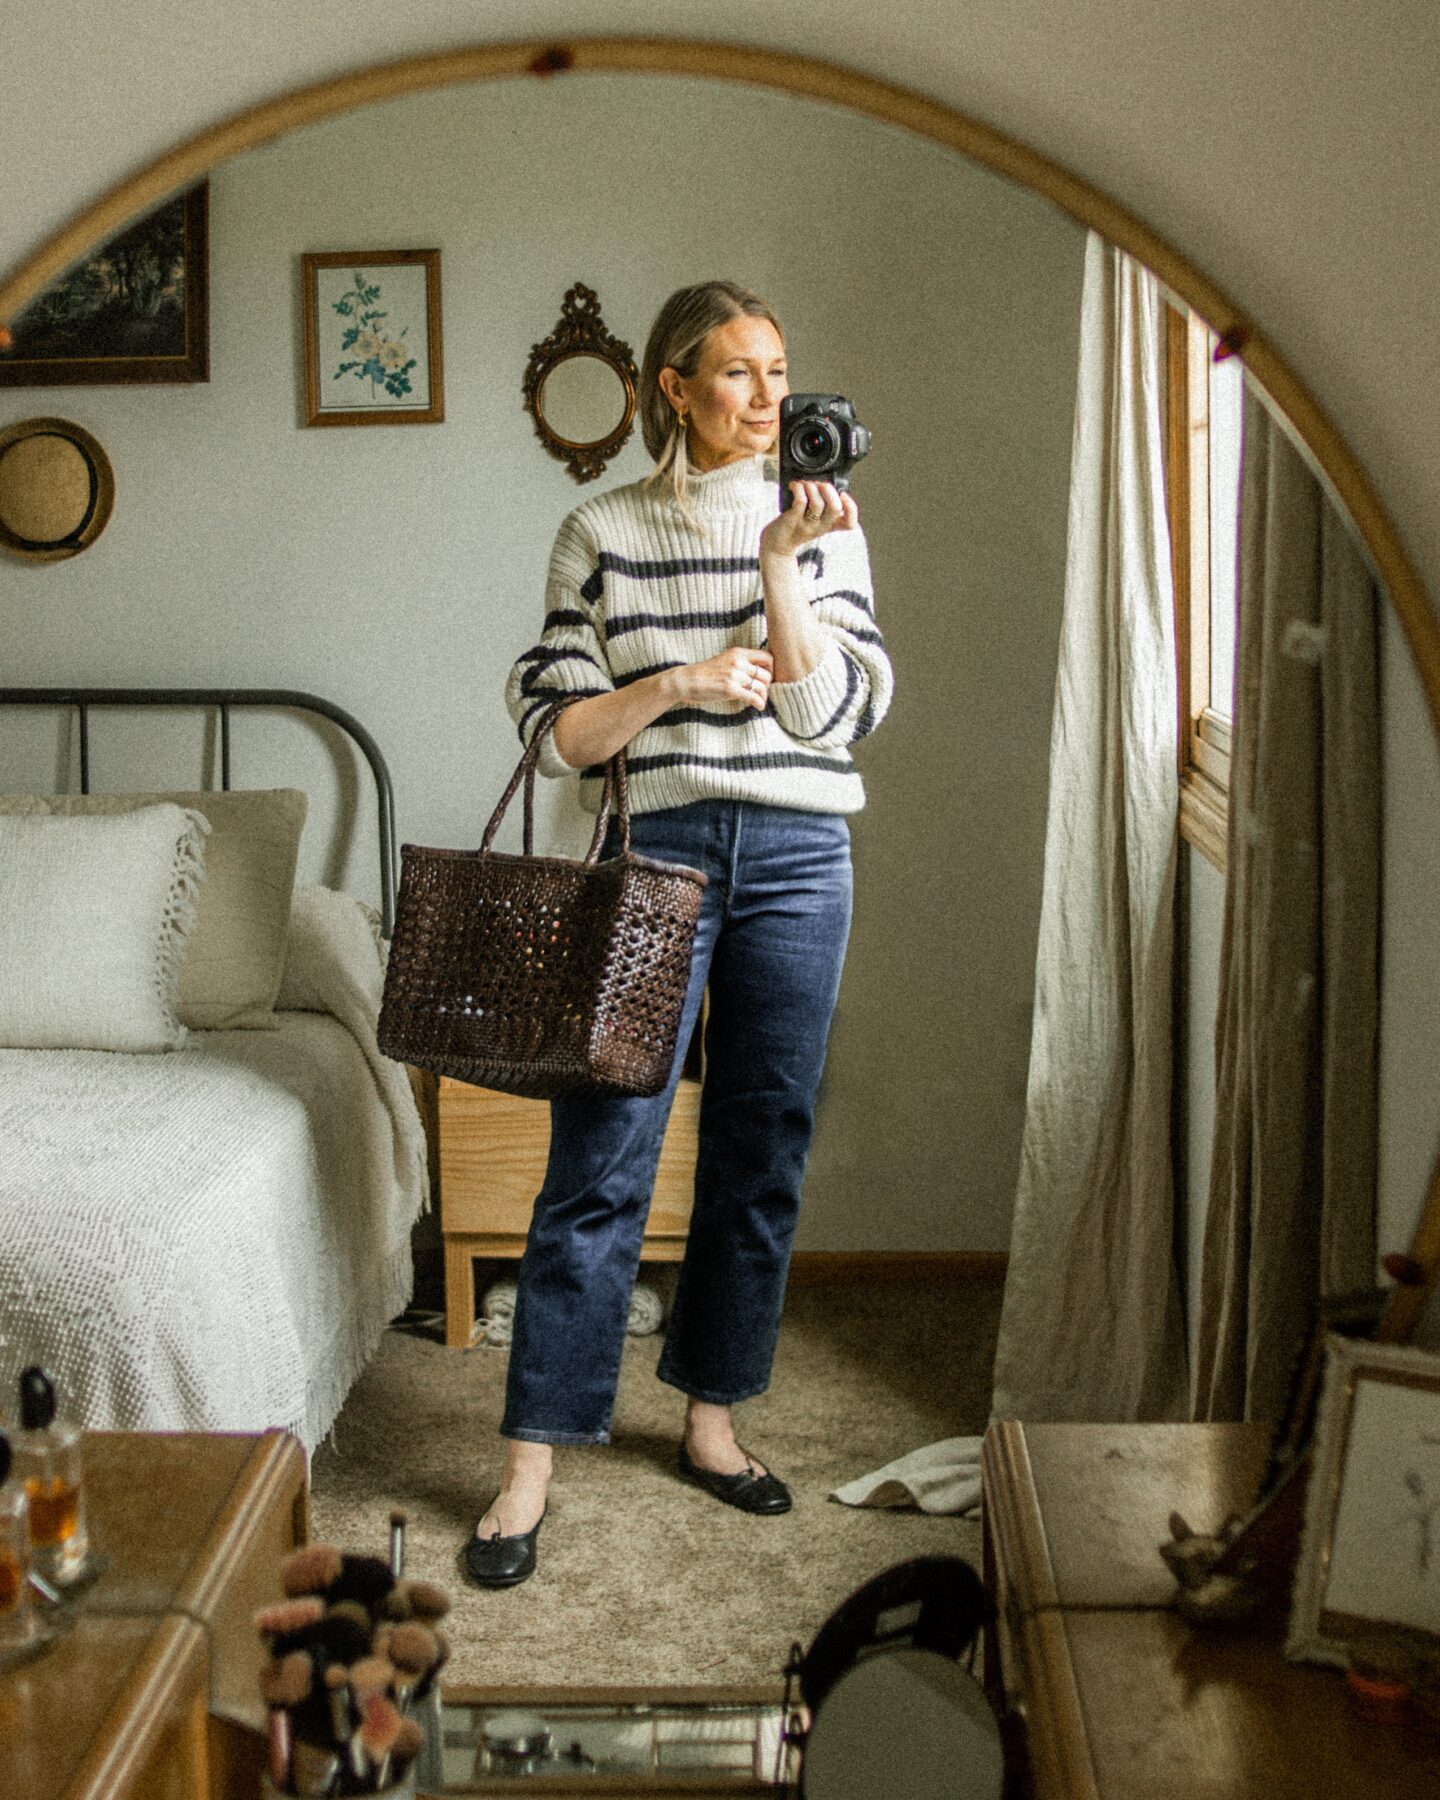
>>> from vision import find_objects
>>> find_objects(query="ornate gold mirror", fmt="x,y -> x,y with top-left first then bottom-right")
521,282 -> 637,483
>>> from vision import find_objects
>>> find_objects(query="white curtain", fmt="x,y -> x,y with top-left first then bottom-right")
990,232 -> 1187,1424
834,235 -> 1187,1515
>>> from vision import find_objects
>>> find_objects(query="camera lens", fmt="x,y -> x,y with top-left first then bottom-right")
790,419 -> 839,471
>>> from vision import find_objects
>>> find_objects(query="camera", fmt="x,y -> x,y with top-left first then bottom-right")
777,393 -> 871,511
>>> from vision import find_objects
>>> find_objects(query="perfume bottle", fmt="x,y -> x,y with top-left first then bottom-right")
14,1366 -> 88,1583
0,1431 -> 36,1652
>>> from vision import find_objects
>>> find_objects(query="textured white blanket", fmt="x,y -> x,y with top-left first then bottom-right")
0,886 -> 428,1452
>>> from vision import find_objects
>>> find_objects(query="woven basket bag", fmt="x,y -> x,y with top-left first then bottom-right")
377,700 -> 708,1099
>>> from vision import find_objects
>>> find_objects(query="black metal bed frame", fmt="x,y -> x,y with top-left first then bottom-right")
0,687 -> 398,935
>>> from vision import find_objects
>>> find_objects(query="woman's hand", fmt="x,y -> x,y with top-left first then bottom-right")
759,479 -> 859,563
552,650 -> 773,765
672,646 -> 774,711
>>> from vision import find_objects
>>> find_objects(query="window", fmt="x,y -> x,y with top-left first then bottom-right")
1165,306 -> 1243,871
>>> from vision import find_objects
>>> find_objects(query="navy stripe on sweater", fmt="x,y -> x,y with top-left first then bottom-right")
579,749 -> 858,781
580,543 -> 825,603
607,596 -> 768,639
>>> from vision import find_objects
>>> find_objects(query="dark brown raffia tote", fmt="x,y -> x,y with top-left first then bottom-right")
377,700 -> 708,1099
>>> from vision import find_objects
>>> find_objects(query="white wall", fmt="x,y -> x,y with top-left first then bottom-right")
0,74 -> 1084,1253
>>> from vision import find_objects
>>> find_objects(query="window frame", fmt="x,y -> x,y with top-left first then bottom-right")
1165,304 -> 1233,873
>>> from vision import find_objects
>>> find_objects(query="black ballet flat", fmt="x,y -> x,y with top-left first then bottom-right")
677,1441 -> 793,1515
459,1506 -> 545,1588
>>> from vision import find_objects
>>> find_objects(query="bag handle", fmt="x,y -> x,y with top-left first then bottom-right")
479,697 -> 631,863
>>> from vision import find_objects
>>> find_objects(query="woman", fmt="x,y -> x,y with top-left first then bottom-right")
463,280 -> 894,1588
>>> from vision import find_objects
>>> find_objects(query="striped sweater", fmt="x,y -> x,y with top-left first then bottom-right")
504,453 -> 894,815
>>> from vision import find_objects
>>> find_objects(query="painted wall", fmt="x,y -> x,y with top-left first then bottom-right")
0,74 -> 1085,1253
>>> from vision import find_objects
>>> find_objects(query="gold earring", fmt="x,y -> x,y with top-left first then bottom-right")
677,409 -> 688,430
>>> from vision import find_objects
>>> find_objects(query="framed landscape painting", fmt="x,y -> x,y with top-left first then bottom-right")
0,185 -> 209,385
301,249 -> 444,427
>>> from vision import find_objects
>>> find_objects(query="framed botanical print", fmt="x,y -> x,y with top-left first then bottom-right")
301,250 -> 444,426
0,185 -> 209,386
1287,1334 -> 1440,1667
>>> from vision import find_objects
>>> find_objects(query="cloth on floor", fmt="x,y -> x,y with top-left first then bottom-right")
830,1436 -> 983,1517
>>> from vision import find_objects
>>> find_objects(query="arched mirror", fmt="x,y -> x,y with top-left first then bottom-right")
522,282 -> 637,482
2,37 -> 1438,1711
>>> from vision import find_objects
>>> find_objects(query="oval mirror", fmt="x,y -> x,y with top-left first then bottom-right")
522,282 -> 637,483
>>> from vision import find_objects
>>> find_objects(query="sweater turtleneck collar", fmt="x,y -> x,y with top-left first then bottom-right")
682,452 -> 776,515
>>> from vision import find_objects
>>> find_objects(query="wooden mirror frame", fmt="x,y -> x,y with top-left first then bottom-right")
522,282 -> 637,483
3,35 -> 1438,1335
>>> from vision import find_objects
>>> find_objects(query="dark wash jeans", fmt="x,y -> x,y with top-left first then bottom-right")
500,800 -> 854,1444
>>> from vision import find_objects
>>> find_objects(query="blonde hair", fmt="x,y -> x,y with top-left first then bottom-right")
639,280 -> 784,519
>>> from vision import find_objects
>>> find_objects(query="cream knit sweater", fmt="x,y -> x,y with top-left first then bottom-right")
504,454 -> 893,815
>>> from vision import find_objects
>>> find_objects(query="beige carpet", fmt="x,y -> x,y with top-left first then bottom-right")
309,1275 -> 1001,1689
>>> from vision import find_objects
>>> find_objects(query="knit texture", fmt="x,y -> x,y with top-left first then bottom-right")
505,454 -> 893,814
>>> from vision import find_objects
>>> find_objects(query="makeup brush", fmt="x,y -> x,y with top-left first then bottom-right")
390,1716 -> 425,1775
347,1654 -> 396,1707
303,1609 -> 373,1668
258,1650 -> 313,1710
324,1598 -> 373,1641
324,1660 -> 353,1729
258,1654 -> 307,1791
255,1596 -> 325,1642
327,1552 -> 395,1613
359,1692 -> 404,1788
280,1543 -> 344,1597
264,1705 -> 293,1792
386,1622 -> 439,1687
288,1739 -> 339,1799
409,1627 -> 450,1705
388,1509 -> 406,1581
379,1576 -> 450,1622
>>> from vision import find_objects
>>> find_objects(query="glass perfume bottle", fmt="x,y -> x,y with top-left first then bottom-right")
0,1431 -> 36,1652
14,1366 -> 88,1584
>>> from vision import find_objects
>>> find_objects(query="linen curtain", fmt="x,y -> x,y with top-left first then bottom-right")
1192,391 -> 1381,1422
834,234 -> 1187,1516
989,231 -> 1188,1425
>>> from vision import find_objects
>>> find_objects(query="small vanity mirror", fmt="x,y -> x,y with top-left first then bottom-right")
522,282 -> 637,483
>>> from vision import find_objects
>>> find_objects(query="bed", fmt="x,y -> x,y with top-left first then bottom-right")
0,688 -> 429,1454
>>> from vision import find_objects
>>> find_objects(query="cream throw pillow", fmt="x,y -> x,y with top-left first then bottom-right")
0,805 -> 208,1051
0,789 -> 307,1029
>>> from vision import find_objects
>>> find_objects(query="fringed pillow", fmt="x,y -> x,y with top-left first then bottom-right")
0,805 -> 208,1051
0,789 -> 307,1029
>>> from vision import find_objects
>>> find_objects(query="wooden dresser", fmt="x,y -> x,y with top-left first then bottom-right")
1,1429 -> 307,1800
437,1071 -> 701,1348
981,1421 -> 1440,1797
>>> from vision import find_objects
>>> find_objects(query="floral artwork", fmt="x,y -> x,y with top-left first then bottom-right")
301,250 -> 444,426
330,272 -> 419,402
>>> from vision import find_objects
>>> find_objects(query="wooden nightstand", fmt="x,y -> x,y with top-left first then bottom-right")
437,1073 -> 701,1348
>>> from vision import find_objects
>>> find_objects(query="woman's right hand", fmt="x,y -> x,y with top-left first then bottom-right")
671,647 -> 774,711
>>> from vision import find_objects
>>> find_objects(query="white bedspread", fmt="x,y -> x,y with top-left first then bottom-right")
0,886 -> 428,1453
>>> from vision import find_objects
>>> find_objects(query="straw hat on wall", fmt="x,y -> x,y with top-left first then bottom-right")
0,416 -> 115,560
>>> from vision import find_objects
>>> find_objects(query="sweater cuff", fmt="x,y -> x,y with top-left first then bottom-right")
768,641 -> 853,741
535,729 -> 576,779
